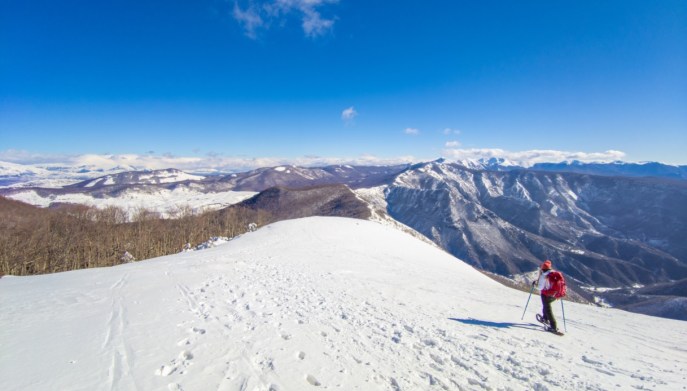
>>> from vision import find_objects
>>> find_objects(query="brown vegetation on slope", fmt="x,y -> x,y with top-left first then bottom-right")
0,185 -> 370,276
0,196 -> 271,276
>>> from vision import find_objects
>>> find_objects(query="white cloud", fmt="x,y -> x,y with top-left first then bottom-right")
404,128 -> 420,136
0,151 -> 418,174
1,148 -> 638,176
443,128 -> 461,136
301,8 -> 335,37
233,0 -> 338,39
341,106 -> 357,121
0,149 -> 70,165
441,148 -> 626,167
233,3 -> 265,39
445,141 -> 461,148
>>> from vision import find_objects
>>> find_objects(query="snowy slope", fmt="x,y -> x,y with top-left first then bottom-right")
69,169 -> 207,189
0,160 -> 51,176
1,217 -> 685,391
0,161 -> 134,188
6,188 -> 257,219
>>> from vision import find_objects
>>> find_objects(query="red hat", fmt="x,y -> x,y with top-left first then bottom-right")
541,260 -> 552,270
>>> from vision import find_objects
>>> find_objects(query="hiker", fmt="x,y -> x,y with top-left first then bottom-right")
533,260 -> 559,332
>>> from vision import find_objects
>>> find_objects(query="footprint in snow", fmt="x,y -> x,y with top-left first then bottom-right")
422,338 -> 438,347
155,351 -> 194,376
391,331 -> 402,343
306,374 -> 321,386
430,353 -> 445,365
177,338 -> 190,346
156,365 -> 176,376
179,350 -> 193,360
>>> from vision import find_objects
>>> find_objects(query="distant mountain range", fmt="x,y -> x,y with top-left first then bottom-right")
0,161 -> 137,187
64,168 -> 205,189
450,158 -> 687,179
529,160 -> 687,179
2,159 -> 686,320
2,159 -> 686,187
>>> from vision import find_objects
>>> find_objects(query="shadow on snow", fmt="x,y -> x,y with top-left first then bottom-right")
449,317 -> 541,331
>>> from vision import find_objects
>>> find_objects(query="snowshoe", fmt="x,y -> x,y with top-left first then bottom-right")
535,314 -> 549,326
546,326 -> 564,336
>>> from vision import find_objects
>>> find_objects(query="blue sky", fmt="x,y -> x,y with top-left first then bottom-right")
1,0 -> 686,168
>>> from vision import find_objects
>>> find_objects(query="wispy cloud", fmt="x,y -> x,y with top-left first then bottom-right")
445,141 -> 461,148
233,0 -> 338,39
341,106 -> 357,122
232,3 -> 265,39
301,7 -> 335,37
443,128 -> 461,136
441,148 -> 626,167
404,128 -> 420,136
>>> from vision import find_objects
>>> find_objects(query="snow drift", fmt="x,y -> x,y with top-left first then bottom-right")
1,217 -> 685,390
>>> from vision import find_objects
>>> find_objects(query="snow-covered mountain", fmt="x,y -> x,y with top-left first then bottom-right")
5,161 -> 687,283
3,159 -> 685,190
0,160 -> 51,177
530,160 -> 687,180
385,160 -> 687,288
6,187 -> 257,219
591,278 -> 687,320
1,164 -> 406,200
204,164 -> 409,192
452,157 -> 521,171
0,165 -> 407,218
0,160 -> 136,188
0,161 -> 56,187
449,158 -> 687,180
65,168 -> 206,189
3,160 -> 686,318
0,168 -> 257,219
1,217 -> 684,390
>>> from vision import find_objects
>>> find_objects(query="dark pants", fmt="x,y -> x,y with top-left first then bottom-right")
541,294 -> 558,331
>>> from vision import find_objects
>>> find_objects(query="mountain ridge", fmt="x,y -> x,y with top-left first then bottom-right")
386,161 -> 687,287
2,160 -> 686,319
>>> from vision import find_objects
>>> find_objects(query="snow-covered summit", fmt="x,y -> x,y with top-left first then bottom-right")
0,160 -> 51,176
0,160 -> 134,188
67,168 -> 206,189
1,217 -> 684,390
451,157 -> 522,171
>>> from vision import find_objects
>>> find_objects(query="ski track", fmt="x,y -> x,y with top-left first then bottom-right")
151,253 -> 677,391
102,273 -> 139,391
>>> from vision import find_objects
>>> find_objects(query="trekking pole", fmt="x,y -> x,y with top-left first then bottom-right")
521,283 -> 536,320
561,299 -> 567,332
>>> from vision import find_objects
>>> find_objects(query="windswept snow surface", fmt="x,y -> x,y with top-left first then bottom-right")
1,217 -> 686,391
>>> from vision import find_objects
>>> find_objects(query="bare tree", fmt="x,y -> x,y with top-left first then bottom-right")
0,196 -> 275,276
